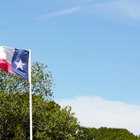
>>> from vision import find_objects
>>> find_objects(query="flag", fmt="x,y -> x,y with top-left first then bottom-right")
0,46 -> 29,81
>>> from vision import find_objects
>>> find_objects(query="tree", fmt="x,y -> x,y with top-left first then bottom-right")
93,127 -> 139,140
0,92 -> 79,139
0,62 -> 53,97
0,62 -> 140,139
76,126 -> 140,140
0,62 -> 79,139
76,126 -> 98,140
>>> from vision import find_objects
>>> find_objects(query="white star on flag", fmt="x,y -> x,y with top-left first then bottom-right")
15,60 -> 25,70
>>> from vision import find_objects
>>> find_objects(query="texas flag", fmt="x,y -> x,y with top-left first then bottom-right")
0,46 -> 29,81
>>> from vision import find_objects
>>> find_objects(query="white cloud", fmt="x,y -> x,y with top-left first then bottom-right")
37,6 -> 81,20
118,1 -> 140,19
36,0 -> 140,22
84,0 -> 140,21
56,96 -> 140,135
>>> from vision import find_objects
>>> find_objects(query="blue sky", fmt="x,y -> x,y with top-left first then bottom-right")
1,0 -> 140,134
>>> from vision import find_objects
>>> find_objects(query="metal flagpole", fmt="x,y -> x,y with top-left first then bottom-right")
29,49 -> 33,140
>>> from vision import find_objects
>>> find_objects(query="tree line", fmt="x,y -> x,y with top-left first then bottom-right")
0,62 -> 139,139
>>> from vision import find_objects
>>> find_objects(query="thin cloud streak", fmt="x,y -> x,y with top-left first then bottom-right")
83,0 -> 140,22
116,0 -> 140,19
105,0 -> 140,19
0,6 -> 81,29
56,96 -> 140,135
37,6 -> 81,20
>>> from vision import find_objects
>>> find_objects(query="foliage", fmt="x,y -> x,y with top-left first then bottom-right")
0,62 -> 53,97
0,62 -> 140,139
0,62 -> 79,139
76,126 -> 140,140
0,92 -> 79,139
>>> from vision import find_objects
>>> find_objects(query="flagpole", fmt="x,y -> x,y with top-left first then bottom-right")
29,49 -> 33,140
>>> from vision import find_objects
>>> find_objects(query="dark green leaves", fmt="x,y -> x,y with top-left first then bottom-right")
0,93 -> 79,139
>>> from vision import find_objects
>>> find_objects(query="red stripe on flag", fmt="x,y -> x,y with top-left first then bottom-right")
0,59 -> 13,73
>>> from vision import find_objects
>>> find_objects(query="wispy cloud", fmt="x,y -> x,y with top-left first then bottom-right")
37,6 -> 81,20
56,96 -> 140,135
84,0 -> 140,22
36,0 -> 140,21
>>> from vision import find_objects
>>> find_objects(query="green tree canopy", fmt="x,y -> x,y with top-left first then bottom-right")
0,62 -> 53,97
0,62 -> 139,139
0,92 -> 79,139
76,126 -> 140,140
0,62 -> 79,139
